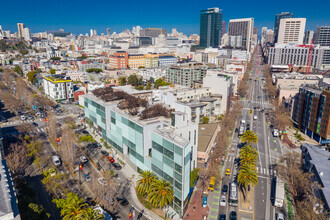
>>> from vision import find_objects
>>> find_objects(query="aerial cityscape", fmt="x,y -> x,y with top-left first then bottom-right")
0,2 -> 330,220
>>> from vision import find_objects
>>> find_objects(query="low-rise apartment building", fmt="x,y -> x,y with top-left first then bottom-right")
128,54 -> 145,69
43,75 -> 74,101
84,88 -> 198,217
109,51 -> 128,69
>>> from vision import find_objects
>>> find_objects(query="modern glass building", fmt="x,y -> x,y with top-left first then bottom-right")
314,26 -> 330,46
200,8 -> 223,48
273,12 -> 293,44
84,92 -> 198,216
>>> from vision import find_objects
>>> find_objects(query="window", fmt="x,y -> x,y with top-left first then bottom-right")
175,163 -> 182,173
152,141 -> 163,153
111,117 -> 116,124
194,130 -> 196,145
164,148 -> 174,160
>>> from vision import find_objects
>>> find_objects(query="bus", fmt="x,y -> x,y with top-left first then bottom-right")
229,182 -> 238,206
208,177 -> 216,191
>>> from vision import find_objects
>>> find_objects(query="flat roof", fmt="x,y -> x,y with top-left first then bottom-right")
198,123 -> 219,152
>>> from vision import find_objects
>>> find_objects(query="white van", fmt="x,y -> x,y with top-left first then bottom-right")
52,155 -> 61,166
253,115 -> 257,120
273,129 -> 279,137
241,119 -> 246,124
20,115 -> 26,120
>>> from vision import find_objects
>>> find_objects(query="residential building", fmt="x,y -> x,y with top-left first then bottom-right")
304,30 -> 314,44
228,18 -> 254,52
43,75 -> 74,101
277,18 -> 306,44
23,27 -> 31,41
0,153 -> 20,220
301,143 -> 330,213
199,8 -> 223,48
145,53 -> 159,68
274,12 -> 293,44
74,90 -> 85,101
314,26 -> 330,46
165,64 -> 215,87
84,88 -> 198,217
267,43 -> 328,71
203,70 -> 233,114
109,51 -> 128,69
113,85 -> 153,101
137,68 -> 165,81
158,56 -> 178,67
17,23 -> 25,39
292,85 -> 330,143
128,54 -> 145,69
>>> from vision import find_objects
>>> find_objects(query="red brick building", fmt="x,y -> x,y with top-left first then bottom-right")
109,51 -> 128,69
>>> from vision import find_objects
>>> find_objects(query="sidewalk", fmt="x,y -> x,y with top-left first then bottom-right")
183,185 -> 209,220
86,126 -> 163,220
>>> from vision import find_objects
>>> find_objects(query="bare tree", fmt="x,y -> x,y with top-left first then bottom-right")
6,143 -> 30,177
58,125 -> 77,170
47,112 -> 57,143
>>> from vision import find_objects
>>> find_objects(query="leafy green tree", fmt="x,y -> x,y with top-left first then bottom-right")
241,130 -> 258,145
86,68 -> 103,73
50,69 -> 56,74
33,77 -> 38,85
127,74 -> 139,86
53,193 -> 87,220
81,207 -> 104,220
146,82 -> 152,90
136,85 -> 144,90
0,68 -> 4,72
28,203 -> 51,219
14,65 -> 23,75
239,145 -> 258,167
202,116 -> 209,124
27,71 -> 36,82
20,49 -> 29,56
119,77 -> 127,86
147,179 -> 174,208
150,77 -> 155,83
79,135 -> 95,143
190,168 -> 199,187
154,78 -> 171,88
138,66 -> 145,69
136,170 -> 157,196
50,57 -> 61,61
237,164 -> 258,196
35,68 -> 42,73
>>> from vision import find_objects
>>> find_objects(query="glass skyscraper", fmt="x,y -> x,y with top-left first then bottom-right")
200,8 -> 222,48
274,12 -> 293,44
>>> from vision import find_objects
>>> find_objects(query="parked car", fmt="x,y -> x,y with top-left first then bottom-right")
80,155 -> 88,163
52,155 -> 61,166
83,173 -> 91,182
82,130 -> 89,135
116,197 -> 129,206
101,151 -> 109,156
106,156 -> 115,163
20,115 -> 26,120
276,213 -> 284,220
112,163 -> 122,170
27,115 -> 34,120
97,177 -> 108,186
219,214 -> 226,220
225,169 -> 231,176
222,185 -> 228,194
220,195 -> 226,206
32,122 -> 39,127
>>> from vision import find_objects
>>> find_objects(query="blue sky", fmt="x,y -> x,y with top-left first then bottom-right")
1,0 -> 329,35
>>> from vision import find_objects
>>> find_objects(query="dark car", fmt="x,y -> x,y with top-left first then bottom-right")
270,124 -> 274,128
235,128 -> 238,133
116,197 -> 129,206
222,185 -> 228,194
101,151 -> 109,156
82,130 -> 89,134
93,142 -> 102,149
219,214 -> 226,220
112,163 -> 122,170
230,211 -> 237,220
32,122 -> 39,127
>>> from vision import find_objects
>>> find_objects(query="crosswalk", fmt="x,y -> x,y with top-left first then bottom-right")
241,100 -> 271,106
226,155 -> 275,176
0,115 -> 68,127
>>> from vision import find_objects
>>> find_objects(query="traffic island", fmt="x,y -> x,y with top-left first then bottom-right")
238,187 -> 254,217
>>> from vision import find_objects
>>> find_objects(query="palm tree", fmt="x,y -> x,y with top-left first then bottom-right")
239,145 -> 258,166
53,193 -> 87,220
241,130 -> 258,145
147,179 -> 174,208
81,207 -> 105,220
136,170 -> 157,196
237,164 -> 258,200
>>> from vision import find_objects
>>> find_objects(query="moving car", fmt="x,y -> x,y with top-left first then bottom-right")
208,177 -> 216,191
220,195 -> 226,206
253,115 -> 257,120
83,173 -> 91,182
80,155 -> 88,163
225,169 -> 231,176
219,214 -> 226,220
230,211 -> 237,220
112,163 -> 122,170
116,197 -> 129,206
97,177 -> 108,186
276,213 -> 284,220
52,155 -> 61,166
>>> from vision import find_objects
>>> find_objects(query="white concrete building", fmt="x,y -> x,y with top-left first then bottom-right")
277,18 -> 306,44
43,75 -> 74,101
203,70 -> 233,114
228,18 -> 254,53
23,27 -> 31,41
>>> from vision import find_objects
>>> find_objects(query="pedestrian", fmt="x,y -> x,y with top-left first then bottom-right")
193,206 -> 196,211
